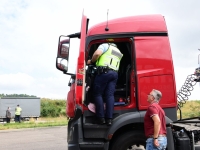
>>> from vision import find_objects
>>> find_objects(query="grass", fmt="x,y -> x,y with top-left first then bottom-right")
1,101 -> 199,130
177,100 -> 200,119
0,116 -> 68,130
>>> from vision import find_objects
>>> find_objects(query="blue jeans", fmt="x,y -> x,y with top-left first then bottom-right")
146,137 -> 167,150
93,70 -> 118,118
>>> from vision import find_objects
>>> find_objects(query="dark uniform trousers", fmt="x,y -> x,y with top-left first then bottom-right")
93,69 -> 118,119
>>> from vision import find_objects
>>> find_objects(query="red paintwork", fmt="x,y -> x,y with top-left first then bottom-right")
67,14 -> 177,116
88,15 -> 167,36
66,83 -> 75,117
75,14 -> 87,106
134,36 -> 177,109
66,14 -> 87,117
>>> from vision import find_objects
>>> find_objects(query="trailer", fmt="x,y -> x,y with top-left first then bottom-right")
0,97 -> 40,122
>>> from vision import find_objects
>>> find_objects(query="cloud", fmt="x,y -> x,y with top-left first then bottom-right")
0,0 -> 200,100
0,73 -> 34,90
0,72 -> 70,99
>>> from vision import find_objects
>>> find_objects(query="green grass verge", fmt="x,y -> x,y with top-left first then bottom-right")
1,101 -> 199,130
177,100 -> 200,119
0,117 -> 68,130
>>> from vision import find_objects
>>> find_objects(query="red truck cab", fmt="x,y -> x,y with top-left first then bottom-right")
56,13 -> 179,150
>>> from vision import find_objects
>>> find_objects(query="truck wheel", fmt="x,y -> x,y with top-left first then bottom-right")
110,130 -> 146,150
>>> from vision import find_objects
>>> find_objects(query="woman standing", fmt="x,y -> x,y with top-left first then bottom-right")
6,107 -> 11,123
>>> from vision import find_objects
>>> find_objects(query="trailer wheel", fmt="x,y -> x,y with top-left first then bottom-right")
110,130 -> 146,150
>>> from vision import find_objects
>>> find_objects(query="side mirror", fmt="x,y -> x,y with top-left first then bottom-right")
56,36 -> 70,73
56,58 -> 68,71
60,43 -> 69,58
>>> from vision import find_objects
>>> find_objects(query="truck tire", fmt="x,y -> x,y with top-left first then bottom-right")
110,130 -> 146,150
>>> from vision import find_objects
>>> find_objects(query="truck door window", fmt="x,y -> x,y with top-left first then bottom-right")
67,38 -> 80,74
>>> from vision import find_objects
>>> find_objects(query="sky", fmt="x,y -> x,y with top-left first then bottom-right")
0,0 -> 200,100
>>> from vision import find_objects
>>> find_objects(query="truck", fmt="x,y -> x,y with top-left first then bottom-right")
56,13 -> 200,150
0,97 -> 41,122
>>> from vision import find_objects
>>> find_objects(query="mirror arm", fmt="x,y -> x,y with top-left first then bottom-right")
63,71 -> 75,76
67,32 -> 81,38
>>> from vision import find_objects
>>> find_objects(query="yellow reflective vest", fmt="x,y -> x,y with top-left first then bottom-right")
15,107 -> 22,115
96,44 -> 123,71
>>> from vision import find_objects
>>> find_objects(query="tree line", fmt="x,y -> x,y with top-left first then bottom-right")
0,94 -> 37,98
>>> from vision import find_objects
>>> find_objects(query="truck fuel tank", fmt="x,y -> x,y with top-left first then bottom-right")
174,129 -> 191,150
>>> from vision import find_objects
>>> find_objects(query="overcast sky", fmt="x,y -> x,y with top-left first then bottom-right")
0,0 -> 200,100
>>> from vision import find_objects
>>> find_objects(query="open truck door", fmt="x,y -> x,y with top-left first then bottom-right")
75,13 -> 88,111
56,12 -> 88,118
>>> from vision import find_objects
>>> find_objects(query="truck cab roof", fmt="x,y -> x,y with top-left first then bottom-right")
88,14 -> 167,36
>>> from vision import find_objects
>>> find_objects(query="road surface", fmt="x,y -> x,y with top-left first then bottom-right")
0,126 -> 68,150
0,126 -> 145,150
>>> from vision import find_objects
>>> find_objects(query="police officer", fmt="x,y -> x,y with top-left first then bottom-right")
15,104 -> 22,123
87,43 -> 123,125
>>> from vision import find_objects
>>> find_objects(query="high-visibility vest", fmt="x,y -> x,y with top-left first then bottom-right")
96,44 -> 123,71
15,107 -> 22,115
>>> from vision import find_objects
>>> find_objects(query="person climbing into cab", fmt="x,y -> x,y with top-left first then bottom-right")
87,43 -> 123,125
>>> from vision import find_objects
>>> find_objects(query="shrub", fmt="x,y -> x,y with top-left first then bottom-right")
40,99 -> 66,117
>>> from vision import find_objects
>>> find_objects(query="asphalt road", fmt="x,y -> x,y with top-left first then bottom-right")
0,126 -> 68,150
0,126 -> 145,150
